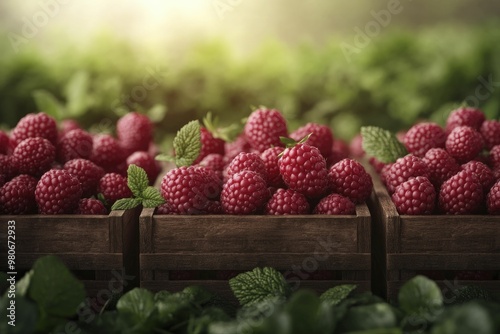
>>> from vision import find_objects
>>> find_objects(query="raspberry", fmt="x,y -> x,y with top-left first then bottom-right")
98,173 -> 132,206
224,134 -> 251,164
290,123 -> 334,157
260,147 -> 285,188
156,202 -> 176,215
422,148 -> 460,187
90,134 -> 125,170
391,177 -> 436,215
446,107 -> 485,133
64,159 -> 105,197
385,155 -> 429,193
0,155 -> 16,179
328,159 -> 373,203
12,137 -> 55,176
59,119 -> 81,137
35,169 -> 82,214
480,120 -> 500,150
221,170 -> 270,215
116,112 -> 153,155
0,175 -> 37,214
11,112 -> 58,147
264,188 -> 310,215
126,151 -> 161,185
403,122 -> 446,157
445,126 -> 484,163
244,108 -> 288,152
75,198 -> 108,215
461,161 -> 495,192
313,194 -> 355,215
225,152 -> 268,182
57,129 -> 93,163
279,144 -> 329,198
349,134 -> 365,158
439,170 -> 483,214
490,145 -> 500,169
0,130 -> 9,155
194,127 -> 225,164
199,153 -> 225,173
328,140 -> 349,167
487,180 -> 500,214
380,163 -> 394,186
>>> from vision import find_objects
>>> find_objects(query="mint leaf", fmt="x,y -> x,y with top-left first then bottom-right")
141,187 -> 165,208
320,284 -> 357,306
174,120 -> 201,167
127,165 -> 149,197
284,291 -> 335,334
280,136 -> 297,148
32,90 -> 65,120
229,267 -> 290,306
117,288 -> 156,323
361,126 -> 407,163
398,275 -> 443,316
112,198 -> 142,210
431,304 -> 493,334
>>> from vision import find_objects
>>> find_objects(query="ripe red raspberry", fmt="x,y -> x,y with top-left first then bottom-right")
90,134 -> 125,170
0,175 -> 37,214
446,126 -> 484,163
221,170 -> 270,214
260,147 -> 285,188
12,137 -> 55,176
116,112 -> 153,155
126,151 -> 161,185
385,155 -> 429,193
75,198 -> 108,215
57,129 -> 93,163
422,148 -> 460,187
59,119 -> 81,137
480,120 -> 500,150
380,163 -> 393,186
35,169 -> 82,214
439,170 -> 483,214
225,152 -> 268,182
264,188 -> 310,215
290,123 -> 334,158
391,176 -> 436,215
328,159 -> 373,203
313,194 -> 355,215
192,166 -> 223,194
64,159 -> 105,197
0,155 -> 16,180
279,144 -> 329,198
461,161 -> 495,192
490,145 -> 500,169
0,130 -> 9,155
224,134 -> 251,164
244,108 -> 288,152
98,173 -> 132,205
403,122 -> 446,157
10,112 -> 58,147
487,180 -> 500,214
199,153 -> 225,172
156,202 -> 176,215
194,127 -> 225,164
349,134 -> 365,158
446,107 -> 485,133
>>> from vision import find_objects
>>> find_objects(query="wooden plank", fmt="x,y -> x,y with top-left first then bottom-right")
388,254 -> 500,270
121,207 -> 141,292
0,253 -> 122,270
356,203 -> 371,253
140,208 -> 155,281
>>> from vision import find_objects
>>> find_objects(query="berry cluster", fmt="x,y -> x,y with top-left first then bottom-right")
0,112 -> 160,215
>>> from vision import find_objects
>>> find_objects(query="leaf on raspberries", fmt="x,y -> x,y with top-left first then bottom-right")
361,126 -> 407,163
33,90 -> 65,120
280,133 -> 311,149
173,120 -> 201,167
320,284 -> 357,306
204,112 -> 241,142
141,187 -> 165,208
127,165 -> 149,197
112,198 -> 142,210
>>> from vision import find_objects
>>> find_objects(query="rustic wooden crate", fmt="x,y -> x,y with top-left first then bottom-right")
140,205 -> 371,302
0,208 -> 141,301
367,168 -> 500,302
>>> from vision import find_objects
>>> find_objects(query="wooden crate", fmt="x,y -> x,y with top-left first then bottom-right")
0,208 -> 141,302
367,169 -> 500,302
140,205 -> 371,302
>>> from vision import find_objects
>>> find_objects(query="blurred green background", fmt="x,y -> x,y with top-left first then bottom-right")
1,0 -> 500,145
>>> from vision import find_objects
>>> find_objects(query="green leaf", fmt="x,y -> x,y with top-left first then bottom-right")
187,308 -> 230,334
0,295 -> 38,334
320,284 -> 357,306
147,104 -> 168,123
431,303 -> 494,334
284,290 -> 335,334
155,292 -> 197,328
141,187 -> 165,208
32,90 -> 65,120
229,267 -> 290,306
336,303 -> 397,332
127,164 -> 149,197
280,136 -> 298,148
15,270 -> 33,297
28,255 -> 85,318
116,288 -> 155,323
182,285 -> 215,305
398,275 -> 443,316
174,120 -> 201,167
111,198 -> 142,211
361,126 -> 408,163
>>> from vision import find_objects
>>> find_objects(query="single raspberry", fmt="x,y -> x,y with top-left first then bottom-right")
57,129 -> 93,163
328,159 -> 373,203
194,127 -> 225,164
487,180 -> 500,214
446,126 -> 484,163
279,144 -> 329,198
385,155 -> 429,193
59,119 -> 81,137
0,130 -> 9,155
445,107 -> 485,133
10,112 -> 58,147
224,134 -> 251,164
260,147 -> 285,188
244,108 -> 288,152
328,140 -> 350,167
98,173 -> 132,206
0,175 -> 37,214
225,152 -> 268,182
391,177 -> 436,215
439,170 -> 483,214
313,194 -> 355,215
75,198 -> 108,215
349,134 -> 365,158
480,120 -> 500,150
12,137 -> 55,176
126,151 -> 161,185
90,134 -> 125,170
116,112 -> 153,155
264,188 -> 310,215
380,163 -> 394,186
0,155 -> 16,179
490,145 -> 500,169
221,170 -> 270,214
403,122 -> 447,157
63,159 -> 105,197
193,166 -> 223,195
422,148 -> 460,187
290,123 -> 334,158
461,161 -> 495,192
35,169 -> 82,214
199,153 -> 225,172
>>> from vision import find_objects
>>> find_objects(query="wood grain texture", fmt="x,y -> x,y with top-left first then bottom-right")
388,254 -> 500,270
0,253 -> 122,270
